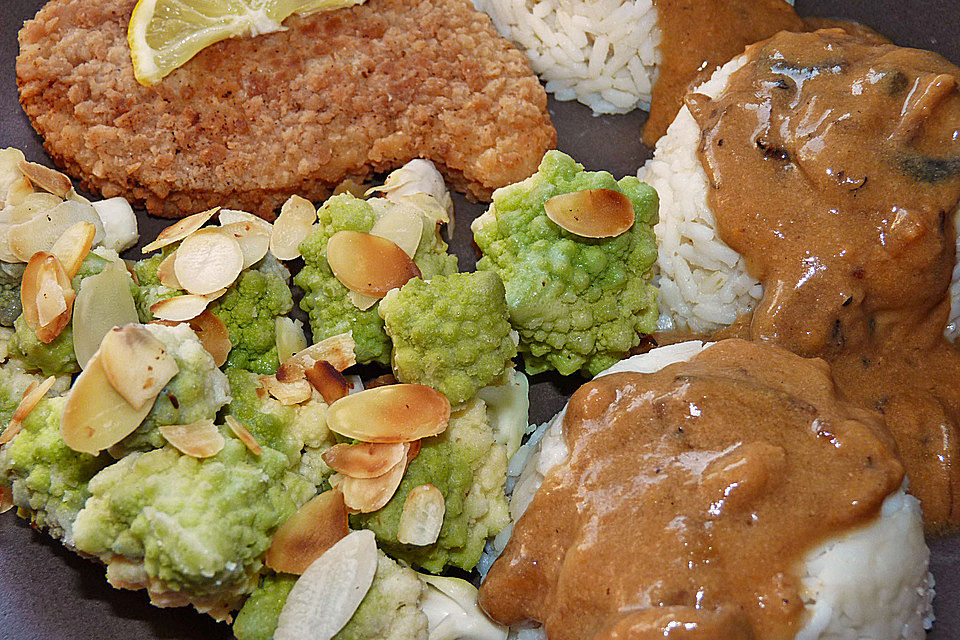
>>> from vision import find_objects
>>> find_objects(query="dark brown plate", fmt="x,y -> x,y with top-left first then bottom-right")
1,0 -> 958,638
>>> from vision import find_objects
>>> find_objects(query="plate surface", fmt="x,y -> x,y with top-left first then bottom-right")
1,0 -> 959,638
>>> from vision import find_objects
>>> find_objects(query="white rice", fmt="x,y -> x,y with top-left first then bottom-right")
642,55 -> 960,340
482,343 -> 935,640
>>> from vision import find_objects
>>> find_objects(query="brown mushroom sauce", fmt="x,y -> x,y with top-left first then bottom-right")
688,29 -> 960,533
479,339 -> 904,640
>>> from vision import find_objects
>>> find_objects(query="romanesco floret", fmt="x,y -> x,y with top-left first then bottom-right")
295,194 -> 457,365
379,272 -> 517,405
133,247 -> 179,321
471,150 -> 659,376
355,399 -> 509,573
233,551 -> 427,640
0,356 -> 49,426
0,263 -> 23,327
116,324 -> 231,453
211,260 -> 293,374
0,396 -> 111,545
225,367 -> 300,464
72,437 -> 315,609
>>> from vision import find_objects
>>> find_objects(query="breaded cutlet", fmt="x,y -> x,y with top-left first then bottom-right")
16,0 -> 556,219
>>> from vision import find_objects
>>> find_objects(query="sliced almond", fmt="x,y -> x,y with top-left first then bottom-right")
544,188 -> 635,238
366,374 -> 399,389
266,489 -> 350,575
326,230 -> 421,298
4,192 -> 63,225
0,376 -> 57,445
322,442 -> 407,479
326,384 -> 451,443
21,252 -> 75,343
270,195 -> 317,260
73,261 -> 140,369
4,177 -> 34,209
0,485 -> 13,514
259,375 -> 314,405
305,361 -> 351,405
100,325 -> 179,410
217,209 -> 268,227
61,350 -> 155,454
35,273 -> 67,327
407,439 -> 422,463
397,484 -> 445,546
339,457 -> 407,513
346,291 -> 380,311
150,294 -> 211,322
18,161 -> 72,198
9,200 -> 103,263
276,333 -> 356,382
273,530 -> 378,640
141,208 -> 218,253
188,310 -> 231,367
48,221 -> 95,279
275,317 -> 307,365
221,220 -> 270,269
370,205 -> 423,258
225,415 -> 263,455
156,251 -> 182,289
159,420 -> 225,458
173,228 -> 244,295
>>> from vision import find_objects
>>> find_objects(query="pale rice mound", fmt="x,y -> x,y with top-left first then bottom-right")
482,343 -> 935,640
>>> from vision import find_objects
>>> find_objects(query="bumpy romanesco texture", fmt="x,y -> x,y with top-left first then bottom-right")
295,194 -> 457,365
117,324 -> 231,453
211,259 -> 293,374
379,272 -> 516,405
0,277 -> 21,327
0,357 -> 46,427
133,247 -> 179,321
0,397 -> 110,544
355,399 -> 509,573
9,314 -> 78,376
225,367 -> 300,464
233,552 -> 427,640
72,437 -> 315,599
472,150 -> 659,376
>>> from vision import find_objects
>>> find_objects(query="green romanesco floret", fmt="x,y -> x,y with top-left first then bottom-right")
295,193 -> 457,365
211,258 -> 293,374
72,436 -> 315,602
225,367 -> 300,463
0,396 -> 111,544
355,399 -> 509,573
379,272 -> 517,405
233,551 -> 427,640
116,324 -> 231,454
7,253 -> 112,376
0,264 -> 23,327
471,150 -> 659,376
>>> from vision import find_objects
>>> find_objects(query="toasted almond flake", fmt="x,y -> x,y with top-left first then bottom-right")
73,261 -> 140,369
100,325 -> 179,410
5,192 -> 63,225
156,251 -> 182,289
18,161 -> 72,198
22,252 -> 75,343
142,208 -> 218,253
35,274 -> 67,327
150,294 -> 210,322
346,290 -> 380,311
0,225 -> 17,263
217,209 -> 269,228
0,376 -> 56,446
277,333 -> 356,382
544,188 -> 635,238
397,484 -> 445,546
61,350 -> 156,454
339,457 -> 407,513
275,317 -> 307,364
326,230 -> 421,298
270,195 -> 317,260
259,374 -> 313,405
48,221 -> 95,279
4,177 -> 34,209
173,228 -> 244,295
266,489 -> 350,575
305,361 -> 351,404
0,486 -> 12,514
322,442 -> 407,479
159,420 -> 225,458
407,439 -> 422,463
274,530 -> 378,640
225,415 -> 263,455
332,179 -> 367,199
366,374 -> 398,389
370,205 -> 423,258
187,310 -> 231,367
9,200 -> 103,263
221,220 -> 270,269
326,384 -> 450,443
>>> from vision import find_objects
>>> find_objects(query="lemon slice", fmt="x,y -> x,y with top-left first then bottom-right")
128,0 -> 364,85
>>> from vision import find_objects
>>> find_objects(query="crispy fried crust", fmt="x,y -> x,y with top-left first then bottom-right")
17,0 -> 556,219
